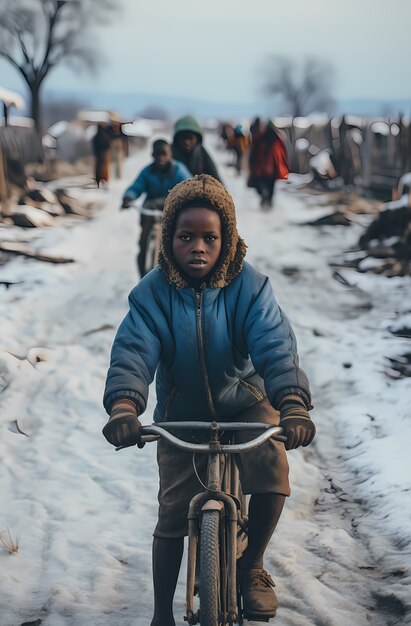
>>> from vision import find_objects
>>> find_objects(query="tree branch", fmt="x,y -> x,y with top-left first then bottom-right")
38,4 -> 61,80
0,50 -> 30,83
16,29 -> 36,75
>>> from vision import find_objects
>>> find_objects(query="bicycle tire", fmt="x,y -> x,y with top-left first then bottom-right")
144,230 -> 157,274
199,510 -> 221,626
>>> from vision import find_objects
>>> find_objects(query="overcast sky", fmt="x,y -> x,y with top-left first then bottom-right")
1,0 -> 410,103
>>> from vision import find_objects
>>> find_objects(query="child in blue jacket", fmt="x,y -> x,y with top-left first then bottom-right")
103,174 -> 315,625
121,139 -> 191,276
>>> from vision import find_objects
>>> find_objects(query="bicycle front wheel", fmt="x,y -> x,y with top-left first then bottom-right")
200,509 -> 221,626
144,231 -> 157,274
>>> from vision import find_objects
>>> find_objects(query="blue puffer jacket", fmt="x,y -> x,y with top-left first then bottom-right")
124,160 -> 191,206
103,262 -> 311,421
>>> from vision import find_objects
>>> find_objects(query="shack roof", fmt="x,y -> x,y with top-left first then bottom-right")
0,87 -> 25,109
77,109 -> 120,123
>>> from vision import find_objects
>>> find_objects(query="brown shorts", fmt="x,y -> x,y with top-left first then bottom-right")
154,399 -> 290,538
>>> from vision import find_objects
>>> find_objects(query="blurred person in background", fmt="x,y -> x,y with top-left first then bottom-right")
108,120 -> 126,179
250,116 -> 262,139
121,139 -> 191,276
232,124 -> 250,175
248,120 -> 289,209
172,115 -> 222,182
92,123 -> 112,188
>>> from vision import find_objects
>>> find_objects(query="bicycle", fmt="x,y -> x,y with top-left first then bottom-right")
140,202 -> 163,276
121,197 -> 164,276
118,420 -> 286,626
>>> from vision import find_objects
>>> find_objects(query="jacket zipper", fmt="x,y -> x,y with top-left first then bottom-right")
239,378 -> 265,401
195,290 -> 217,418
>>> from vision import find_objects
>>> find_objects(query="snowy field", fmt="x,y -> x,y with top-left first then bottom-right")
0,139 -> 410,626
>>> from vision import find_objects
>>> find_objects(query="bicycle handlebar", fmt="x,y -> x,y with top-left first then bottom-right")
123,198 -> 164,216
116,421 -> 287,452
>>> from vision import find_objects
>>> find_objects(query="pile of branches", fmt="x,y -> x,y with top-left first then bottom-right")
357,196 -> 411,277
0,183 -> 91,268
328,195 -> 411,278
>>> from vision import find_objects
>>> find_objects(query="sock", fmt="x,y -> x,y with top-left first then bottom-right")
151,536 -> 184,626
239,493 -> 285,571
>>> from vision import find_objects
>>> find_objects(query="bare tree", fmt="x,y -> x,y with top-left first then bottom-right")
0,0 -> 117,133
262,55 -> 336,117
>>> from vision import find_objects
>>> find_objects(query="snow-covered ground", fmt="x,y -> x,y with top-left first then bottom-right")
0,140 -> 410,626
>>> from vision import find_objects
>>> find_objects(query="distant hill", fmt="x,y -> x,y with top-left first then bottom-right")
337,98 -> 411,117
43,88 -> 411,120
44,89 -> 261,120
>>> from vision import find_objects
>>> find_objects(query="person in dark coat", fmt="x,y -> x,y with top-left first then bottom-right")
102,175 -> 315,625
92,123 -> 111,188
172,115 -> 222,182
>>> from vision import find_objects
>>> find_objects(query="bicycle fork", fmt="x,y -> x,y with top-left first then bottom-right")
185,449 -> 239,625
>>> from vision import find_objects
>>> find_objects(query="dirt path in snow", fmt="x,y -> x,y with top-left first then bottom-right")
0,147 -> 410,626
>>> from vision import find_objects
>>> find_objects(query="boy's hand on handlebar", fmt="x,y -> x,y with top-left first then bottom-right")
102,399 -> 145,448
279,396 -> 316,450
121,196 -> 132,210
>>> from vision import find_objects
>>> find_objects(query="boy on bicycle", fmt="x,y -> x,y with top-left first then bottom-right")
103,174 -> 315,625
121,139 -> 191,276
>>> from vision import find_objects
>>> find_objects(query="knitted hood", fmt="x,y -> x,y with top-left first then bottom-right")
158,174 -> 247,289
173,115 -> 203,143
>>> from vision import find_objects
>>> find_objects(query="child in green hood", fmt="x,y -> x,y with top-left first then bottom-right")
172,115 -> 222,183
103,175 -> 315,625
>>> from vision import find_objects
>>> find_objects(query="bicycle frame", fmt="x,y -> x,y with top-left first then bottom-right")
129,420 -> 285,626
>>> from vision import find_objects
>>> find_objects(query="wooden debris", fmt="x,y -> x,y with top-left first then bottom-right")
359,206 -> 410,247
332,270 -> 355,287
0,241 -> 74,264
306,211 -> 353,227
385,354 -> 411,378
83,324 -> 114,336
55,189 -> 90,216
281,266 -> 300,277
0,280 -> 24,288
18,187 -> 59,206
3,205 -> 55,228
389,326 -> 411,339
8,419 -> 29,437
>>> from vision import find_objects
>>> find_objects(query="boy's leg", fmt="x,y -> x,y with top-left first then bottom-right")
233,399 -> 290,618
238,493 -> 285,618
240,493 -> 285,570
151,536 -> 184,626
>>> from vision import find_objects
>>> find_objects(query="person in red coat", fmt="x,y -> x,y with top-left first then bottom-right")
248,120 -> 289,209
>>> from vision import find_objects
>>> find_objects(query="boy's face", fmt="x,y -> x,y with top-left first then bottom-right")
153,144 -> 172,169
177,131 -> 198,153
172,207 -> 222,279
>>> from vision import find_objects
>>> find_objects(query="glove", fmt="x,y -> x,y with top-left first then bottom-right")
279,395 -> 316,450
121,196 -> 132,210
102,398 -> 144,447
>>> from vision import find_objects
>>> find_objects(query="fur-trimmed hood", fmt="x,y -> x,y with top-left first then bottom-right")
158,174 -> 247,289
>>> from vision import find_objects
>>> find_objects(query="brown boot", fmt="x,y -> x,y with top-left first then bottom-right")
239,568 -> 278,620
